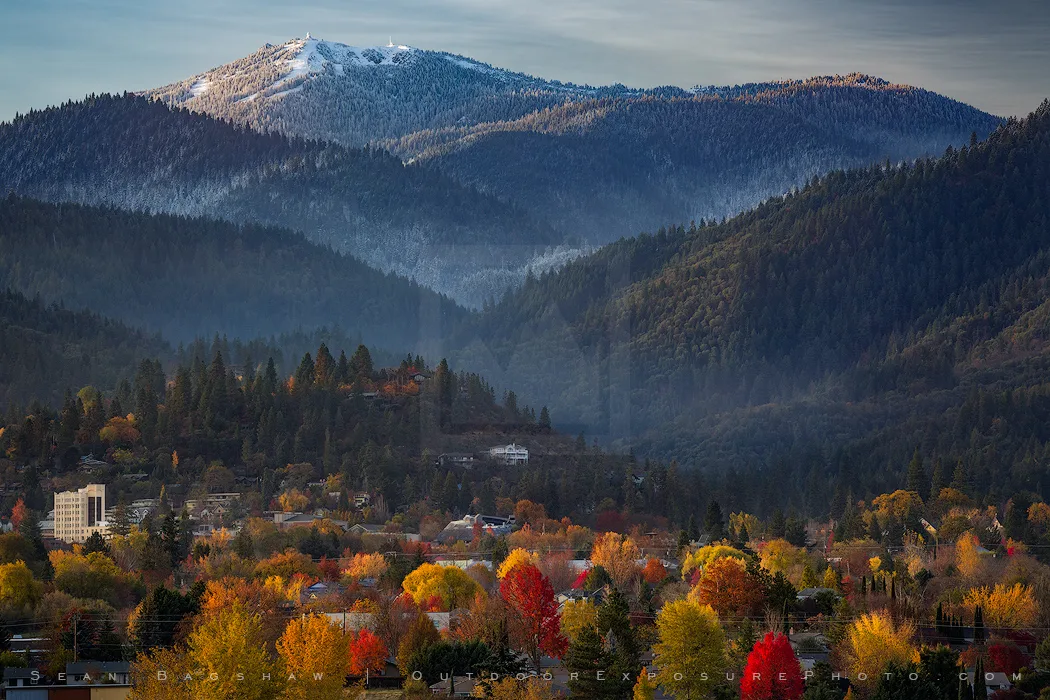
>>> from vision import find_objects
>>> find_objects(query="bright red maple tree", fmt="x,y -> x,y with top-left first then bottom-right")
500,563 -> 568,670
348,628 -> 389,676
741,632 -> 804,700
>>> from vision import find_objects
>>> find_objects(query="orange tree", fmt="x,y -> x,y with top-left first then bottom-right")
689,557 -> 766,620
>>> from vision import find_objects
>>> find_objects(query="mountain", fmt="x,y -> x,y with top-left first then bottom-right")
145,35 -> 647,146
0,95 -> 563,306
0,195 -> 465,348
0,288 -> 170,406
391,76 -> 1003,242
451,101 -> 1050,506
147,38 -> 1001,244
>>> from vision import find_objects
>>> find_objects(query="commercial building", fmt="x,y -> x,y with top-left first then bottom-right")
52,484 -> 107,544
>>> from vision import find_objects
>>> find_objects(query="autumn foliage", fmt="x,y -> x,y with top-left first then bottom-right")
348,628 -> 389,676
740,632 -> 804,700
689,556 -> 766,620
642,558 -> 668,584
589,532 -> 641,587
500,563 -> 568,670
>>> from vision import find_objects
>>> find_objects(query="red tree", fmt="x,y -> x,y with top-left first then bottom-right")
348,628 -> 389,676
741,632 -> 804,700
500,563 -> 568,670
988,642 -> 1028,676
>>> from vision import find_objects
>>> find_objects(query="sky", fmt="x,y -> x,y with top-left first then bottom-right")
1,0 -> 1048,121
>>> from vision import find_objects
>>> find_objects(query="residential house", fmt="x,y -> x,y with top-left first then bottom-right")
488,443 -> 529,465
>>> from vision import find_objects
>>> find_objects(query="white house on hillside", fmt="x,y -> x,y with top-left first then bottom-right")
489,443 -> 529,465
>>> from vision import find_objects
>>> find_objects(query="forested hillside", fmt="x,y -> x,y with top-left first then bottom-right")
0,196 -> 465,346
0,289 -> 169,406
393,76 -> 1001,241
0,95 -> 561,306
453,100 -> 1050,512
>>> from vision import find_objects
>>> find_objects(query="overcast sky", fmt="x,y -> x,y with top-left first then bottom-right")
2,0 -> 1047,121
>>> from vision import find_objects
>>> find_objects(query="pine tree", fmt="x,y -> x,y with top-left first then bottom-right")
907,449 -> 929,500
972,657 -> 986,699
110,497 -> 131,538
704,500 -> 725,540
564,624 -> 611,699
597,588 -> 640,696
973,605 -> 985,644
160,513 -> 181,569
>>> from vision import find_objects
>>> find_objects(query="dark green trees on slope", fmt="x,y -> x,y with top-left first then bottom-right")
0,195 -> 464,346
454,100 -> 1050,509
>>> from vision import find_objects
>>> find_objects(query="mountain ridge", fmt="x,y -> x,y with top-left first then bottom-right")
143,36 -> 1001,246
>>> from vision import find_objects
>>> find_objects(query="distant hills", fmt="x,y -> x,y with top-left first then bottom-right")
0,195 -> 463,348
0,288 -> 169,407
147,37 -> 1002,243
451,101 -> 1050,503
0,95 -> 562,307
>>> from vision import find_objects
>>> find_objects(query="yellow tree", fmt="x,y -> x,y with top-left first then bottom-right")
560,599 -> 597,643
633,668 -> 657,700
680,544 -> 746,580
0,561 -> 42,611
128,646 -> 195,700
842,611 -> 916,692
590,532 -> 641,587
402,562 -> 482,610
955,532 -> 984,580
963,583 -> 1038,628
186,602 -> 284,700
759,539 -> 811,584
277,614 -> 349,700
341,552 -> 389,581
653,599 -> 726,699
497,548 -> 540,579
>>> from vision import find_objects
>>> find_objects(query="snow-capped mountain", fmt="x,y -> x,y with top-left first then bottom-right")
147,35 -> 639,146
148,37 -> 1001,245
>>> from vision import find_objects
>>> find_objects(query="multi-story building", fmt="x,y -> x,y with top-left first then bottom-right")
488,443 -> 529,465
53,484 -> 107,543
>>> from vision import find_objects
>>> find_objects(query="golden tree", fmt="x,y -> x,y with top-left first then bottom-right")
0,560 -> 42,611
842,611 -> 917,691
401,562 -> 482,610
963,583 -> 1038,628
590,532 -> 641,587
955,532 -> 984,580
341,552 -> 388,581
560,599 -> 597,643
681,544 -> 748,580
497,548 -> 540,579
277,614 -> 349,700
186,602 -> 284,700
653,599 -> 726,699
758,539 -> 810,585
128,646 -> 195,700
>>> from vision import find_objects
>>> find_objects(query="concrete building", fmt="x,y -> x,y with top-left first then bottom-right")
53,484 -> 107,543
